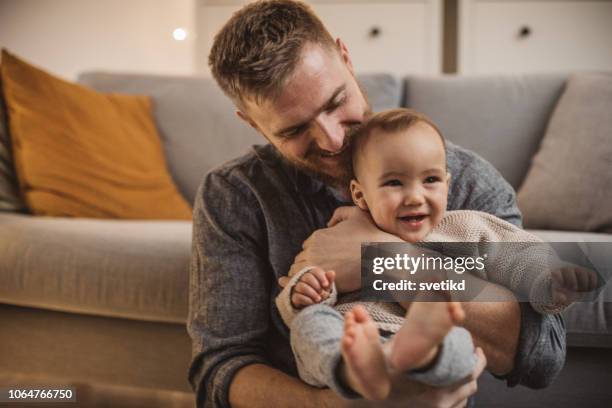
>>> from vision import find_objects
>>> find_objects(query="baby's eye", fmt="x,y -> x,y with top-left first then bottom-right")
383,179 -> 402,187
424,176 -> 441,184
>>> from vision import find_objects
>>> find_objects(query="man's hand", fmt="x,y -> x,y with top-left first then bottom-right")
290,207 -> 400,293
327,206 -> 368,227
315,347 -> 486,408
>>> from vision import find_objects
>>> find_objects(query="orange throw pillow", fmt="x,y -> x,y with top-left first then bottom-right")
0,50 -> 191,219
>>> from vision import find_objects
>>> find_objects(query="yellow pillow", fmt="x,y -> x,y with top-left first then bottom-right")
0,50 -> 192,219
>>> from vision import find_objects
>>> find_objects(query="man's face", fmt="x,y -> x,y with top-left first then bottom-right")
239,41 -> 370,186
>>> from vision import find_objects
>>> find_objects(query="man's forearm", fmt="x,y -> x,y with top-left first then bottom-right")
461,297 -> 520,376
463,275 -> 521,375
229,364 -> 342,408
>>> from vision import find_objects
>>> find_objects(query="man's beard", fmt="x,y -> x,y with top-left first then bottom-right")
291,142 -> 354,190
284,81 -> 372,191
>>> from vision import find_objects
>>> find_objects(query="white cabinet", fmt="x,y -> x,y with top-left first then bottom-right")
459,0 -> 612,74
196,0 -> 442,76
312,1 -> 442,75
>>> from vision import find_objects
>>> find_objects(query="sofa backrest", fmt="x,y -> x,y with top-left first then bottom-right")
79,72 -> 568,202
403,74 -> 567,189
78,72 -> 401,205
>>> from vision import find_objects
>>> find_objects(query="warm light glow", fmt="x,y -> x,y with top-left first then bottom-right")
173,28 -> 188,41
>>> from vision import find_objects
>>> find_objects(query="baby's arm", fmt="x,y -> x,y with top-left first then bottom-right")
441,211 -> 597,313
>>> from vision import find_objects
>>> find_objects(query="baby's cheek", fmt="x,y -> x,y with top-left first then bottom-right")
380,199 -> 397,219
370,203 -> 393,230
371,208 -> 389,229
432,194 -> 447,215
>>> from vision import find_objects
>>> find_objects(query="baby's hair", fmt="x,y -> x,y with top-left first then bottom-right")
348,108 -> 446,180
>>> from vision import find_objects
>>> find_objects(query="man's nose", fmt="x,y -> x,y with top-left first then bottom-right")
313,115 -> 345,152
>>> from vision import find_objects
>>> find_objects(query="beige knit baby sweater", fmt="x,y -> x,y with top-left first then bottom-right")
276,210 -> 565,333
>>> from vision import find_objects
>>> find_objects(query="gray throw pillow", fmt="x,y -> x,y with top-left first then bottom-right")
0,75 -> 25,212
517,73 -> 612,232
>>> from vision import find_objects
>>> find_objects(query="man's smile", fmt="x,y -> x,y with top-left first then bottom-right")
320,150 -> 343,157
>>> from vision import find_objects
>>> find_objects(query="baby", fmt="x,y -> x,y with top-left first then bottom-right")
276,108 -> 596,400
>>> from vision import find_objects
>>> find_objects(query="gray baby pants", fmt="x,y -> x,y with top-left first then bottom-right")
290,303 -> 477,399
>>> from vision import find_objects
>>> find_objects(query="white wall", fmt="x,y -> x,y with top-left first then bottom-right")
0,0 -> 197,80
196,0 -> 442,77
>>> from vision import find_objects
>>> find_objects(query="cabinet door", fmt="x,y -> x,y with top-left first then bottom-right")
459,0 -> 612,74
196,0 -> 441,76
313,1 -> 441,75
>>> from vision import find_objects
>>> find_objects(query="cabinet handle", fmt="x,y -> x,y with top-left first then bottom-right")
518,25 -> 532,39
369,26 -> 381,38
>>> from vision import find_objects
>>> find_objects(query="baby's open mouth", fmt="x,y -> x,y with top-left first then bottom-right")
399,214 -> 427,222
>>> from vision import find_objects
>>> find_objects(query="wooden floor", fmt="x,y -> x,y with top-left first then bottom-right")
0,373 -> 195,407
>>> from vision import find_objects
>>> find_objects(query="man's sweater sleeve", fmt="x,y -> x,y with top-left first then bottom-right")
446,141 -> 523,227
498,304 -> 566,389
187,171 -> 271,408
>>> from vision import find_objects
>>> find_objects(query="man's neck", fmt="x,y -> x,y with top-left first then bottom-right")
328,184 -> 352,203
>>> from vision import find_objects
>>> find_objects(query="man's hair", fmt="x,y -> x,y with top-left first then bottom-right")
349,108 -> 447,179
208,0 -> 337,108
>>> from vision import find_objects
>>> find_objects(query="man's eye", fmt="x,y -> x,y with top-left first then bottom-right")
424,176 -> 441,184
383,179 -> 402,187
326,95 -> 346,113
284,126 -> 308,138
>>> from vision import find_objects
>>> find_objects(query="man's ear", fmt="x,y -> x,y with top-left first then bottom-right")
350,179 -> 369,211
236,110 -> 260,132
335,38 -> 355,76
445,171 -> 451,186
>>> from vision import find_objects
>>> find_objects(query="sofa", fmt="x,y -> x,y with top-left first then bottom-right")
1,71 -> 610,407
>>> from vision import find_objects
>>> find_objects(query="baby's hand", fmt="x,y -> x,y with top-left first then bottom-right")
552,266 -> 598,306
290,267 -> 336,309
327,206 -> 367,227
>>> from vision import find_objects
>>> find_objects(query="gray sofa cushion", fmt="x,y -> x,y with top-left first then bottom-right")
518,73 -> 612,233
358,73 -> 403,112
0,212 -> 190,323
78,72 -> 401,205
530,229 -> 612,348
403,74 -> 567,189
0,76 -> 25,212
530,229 -> 612,243
564,288 -> 612,348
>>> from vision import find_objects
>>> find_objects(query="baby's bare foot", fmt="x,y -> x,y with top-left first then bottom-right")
389,292 -> 465,372
340,306 -> 390,400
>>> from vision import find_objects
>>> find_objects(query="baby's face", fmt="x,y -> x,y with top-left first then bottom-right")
351,122 -> 449,243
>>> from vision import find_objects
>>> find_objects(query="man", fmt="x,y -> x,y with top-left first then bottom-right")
187,1 -> 566,407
